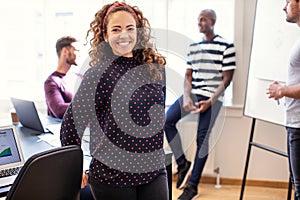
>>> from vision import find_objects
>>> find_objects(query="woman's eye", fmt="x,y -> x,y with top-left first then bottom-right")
111,29 -> 120,32
128,27 -> 136,32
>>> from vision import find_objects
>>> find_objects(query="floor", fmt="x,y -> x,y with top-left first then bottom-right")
172,181 -> 293,200
0,181 -> 293,200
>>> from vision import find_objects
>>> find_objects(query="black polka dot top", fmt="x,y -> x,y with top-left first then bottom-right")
60,56 -> 166,187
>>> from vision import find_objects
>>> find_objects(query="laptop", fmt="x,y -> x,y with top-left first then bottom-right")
0,125 -> 25,188
10,97 -> 61,135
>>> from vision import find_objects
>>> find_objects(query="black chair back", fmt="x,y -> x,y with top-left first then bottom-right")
6,145 -> 83,200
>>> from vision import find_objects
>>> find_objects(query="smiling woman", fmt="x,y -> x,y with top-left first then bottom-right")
59,2 -> 169,199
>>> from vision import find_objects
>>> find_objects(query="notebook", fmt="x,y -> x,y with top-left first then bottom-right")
0,125 -> 25,188
10,97 -> 61,135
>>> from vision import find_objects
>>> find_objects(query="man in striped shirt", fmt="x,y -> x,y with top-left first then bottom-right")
165,9 -> 236,200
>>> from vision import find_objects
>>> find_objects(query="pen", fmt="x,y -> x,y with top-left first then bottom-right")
273,80 -> 280,105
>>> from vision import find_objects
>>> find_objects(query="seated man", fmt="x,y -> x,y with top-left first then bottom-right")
44,36 -> 78,119
45,37 -> 94,199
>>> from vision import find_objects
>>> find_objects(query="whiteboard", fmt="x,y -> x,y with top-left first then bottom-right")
244,0 -> 300,126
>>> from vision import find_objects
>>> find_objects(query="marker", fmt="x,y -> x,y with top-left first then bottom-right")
274,80 -> 280,105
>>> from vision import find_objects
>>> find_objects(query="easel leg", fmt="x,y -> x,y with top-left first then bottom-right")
287,175 -> 292,200
239,118 -> 256,200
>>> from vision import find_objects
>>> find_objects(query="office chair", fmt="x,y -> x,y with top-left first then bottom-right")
6,145 -> 83,200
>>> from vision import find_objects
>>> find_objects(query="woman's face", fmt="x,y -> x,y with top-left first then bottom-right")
104,11 -> 137,57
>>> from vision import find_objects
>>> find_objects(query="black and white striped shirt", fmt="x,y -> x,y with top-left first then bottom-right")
187,35 -> 236,100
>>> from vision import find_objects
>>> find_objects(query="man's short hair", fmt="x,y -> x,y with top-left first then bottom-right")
201,9 -> 217,22
56,36 -> 77,57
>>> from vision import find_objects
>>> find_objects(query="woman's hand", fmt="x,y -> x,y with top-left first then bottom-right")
81,171 -> 89,188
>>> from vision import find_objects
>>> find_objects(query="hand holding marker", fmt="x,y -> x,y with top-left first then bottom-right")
267,80 -> 281,105
275,80 -> 280,105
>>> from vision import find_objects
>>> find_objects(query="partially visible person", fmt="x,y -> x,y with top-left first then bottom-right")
80,170 -> 94,200
44,36 -> 78,119
164,9 -> 236,200
267,1 -> 300,199
44,36 -> 94,200
60,1 -> 168,200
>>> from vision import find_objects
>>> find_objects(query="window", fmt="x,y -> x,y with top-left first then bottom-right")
161,0 -> 235,106
0,0 -> 234,106
0,0 -> 100,100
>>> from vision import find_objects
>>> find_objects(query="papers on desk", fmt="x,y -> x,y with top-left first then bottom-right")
45,123 -> 61,135
37,133 -> 61,147
38,123 -> 61,147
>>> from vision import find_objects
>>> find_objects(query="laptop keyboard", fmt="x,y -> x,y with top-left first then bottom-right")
0,166 -> 22,178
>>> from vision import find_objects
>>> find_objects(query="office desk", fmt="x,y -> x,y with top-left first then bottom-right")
15,126 -> 55,159
0,124 -> 173,199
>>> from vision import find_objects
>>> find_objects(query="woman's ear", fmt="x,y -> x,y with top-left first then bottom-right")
104,33 -> 108,42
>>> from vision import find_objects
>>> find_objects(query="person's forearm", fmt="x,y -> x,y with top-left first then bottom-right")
211,85 -> 226,104
211,69 -> 234,103
49,102 -> 69,119
183,69 -> 193,98
280,84 -> 300,99
184,77 -> 192,98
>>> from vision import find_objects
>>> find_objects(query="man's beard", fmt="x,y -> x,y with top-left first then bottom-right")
66,58 -> 77,66
66,52 -> 77,66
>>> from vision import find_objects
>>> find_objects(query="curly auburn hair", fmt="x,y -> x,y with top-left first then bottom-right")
86,1 -> 166,81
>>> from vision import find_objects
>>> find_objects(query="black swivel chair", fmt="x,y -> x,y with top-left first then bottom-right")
6,145 -> 83,200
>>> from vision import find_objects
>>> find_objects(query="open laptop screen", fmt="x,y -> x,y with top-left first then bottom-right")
0,127 -> 22,166
11,97 -> 45,133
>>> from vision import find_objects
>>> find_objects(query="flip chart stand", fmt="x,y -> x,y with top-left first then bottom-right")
239,118 -> 292,200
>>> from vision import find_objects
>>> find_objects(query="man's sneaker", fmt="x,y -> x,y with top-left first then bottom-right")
177,184 -> 199,200
176,161 -> 192,189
